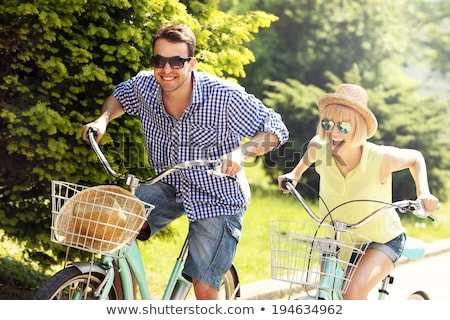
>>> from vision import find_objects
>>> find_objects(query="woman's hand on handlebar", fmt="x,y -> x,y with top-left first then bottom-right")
277,173 -> 297,194
417,193 -> 440,213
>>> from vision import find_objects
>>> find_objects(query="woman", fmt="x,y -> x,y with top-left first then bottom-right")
278,83 -> 439,299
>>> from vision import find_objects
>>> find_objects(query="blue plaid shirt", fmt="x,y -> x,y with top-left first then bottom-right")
113,70 -> 289,221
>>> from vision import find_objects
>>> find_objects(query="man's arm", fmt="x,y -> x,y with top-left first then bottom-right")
221,132 -> 280,175
82,95 -> 125,142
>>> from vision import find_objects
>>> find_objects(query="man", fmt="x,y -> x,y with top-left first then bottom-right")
82,24 -> 289,299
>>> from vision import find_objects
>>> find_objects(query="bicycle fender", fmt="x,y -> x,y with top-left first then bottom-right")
70,262 -> 108,275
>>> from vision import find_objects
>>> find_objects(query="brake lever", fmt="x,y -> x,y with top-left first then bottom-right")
414,200 -> 437,222
210,160 -> 227,178
209,160 -> 237,181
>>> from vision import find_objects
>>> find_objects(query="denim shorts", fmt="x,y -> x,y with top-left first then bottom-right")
135,182 -> 244,290
182,212 -> 243,290
368,232 -> 406,264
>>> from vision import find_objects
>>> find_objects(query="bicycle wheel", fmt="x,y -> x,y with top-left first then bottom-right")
407,290 -> 430,300
219,268 -> 239,300
33,266 -> 120,300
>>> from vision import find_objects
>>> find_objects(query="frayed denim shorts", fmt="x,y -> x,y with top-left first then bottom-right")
368,232 -> 406,265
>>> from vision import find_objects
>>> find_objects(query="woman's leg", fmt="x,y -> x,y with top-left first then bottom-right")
344,233 -> 406,300
343,248 -> 394,300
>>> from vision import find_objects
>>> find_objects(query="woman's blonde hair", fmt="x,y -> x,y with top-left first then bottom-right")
317,104 -> 367,146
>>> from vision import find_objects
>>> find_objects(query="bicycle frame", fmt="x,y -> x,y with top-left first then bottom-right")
317,253 -> 346,300
115,242 -> 151,299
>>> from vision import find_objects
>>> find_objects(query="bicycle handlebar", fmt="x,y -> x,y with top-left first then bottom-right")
88,128 -> 121,178
282,178 -> 437,231
87,127 -> 228,189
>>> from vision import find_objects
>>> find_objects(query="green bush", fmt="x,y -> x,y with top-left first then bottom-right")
0,257 -> 48,299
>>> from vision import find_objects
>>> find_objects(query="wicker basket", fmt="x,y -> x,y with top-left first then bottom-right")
270,220 -> 370,297
51,181 -> 154,258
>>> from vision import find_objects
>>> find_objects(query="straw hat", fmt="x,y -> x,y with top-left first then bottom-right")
56,185 -> 146,253
317,84 -> 378,138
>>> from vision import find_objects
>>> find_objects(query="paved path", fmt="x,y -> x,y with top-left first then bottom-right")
239,239 -> 450,300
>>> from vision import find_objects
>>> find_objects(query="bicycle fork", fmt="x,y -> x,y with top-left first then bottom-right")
163,237 -> 193,299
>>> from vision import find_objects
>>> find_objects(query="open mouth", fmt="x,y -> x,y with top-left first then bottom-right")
331,138 -> 345,150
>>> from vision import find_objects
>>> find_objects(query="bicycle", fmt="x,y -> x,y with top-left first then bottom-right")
269,178 -> 437,300
33,128 -> 240,300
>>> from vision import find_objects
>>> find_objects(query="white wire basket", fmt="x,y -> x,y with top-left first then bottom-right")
50,180 -> 154,258
270,220 -> 371,297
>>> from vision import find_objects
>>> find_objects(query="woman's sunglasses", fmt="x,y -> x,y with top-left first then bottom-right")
151,55 -> 192,69
321,119 -> 352,134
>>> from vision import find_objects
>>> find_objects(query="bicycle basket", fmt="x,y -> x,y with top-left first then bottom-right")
51,181 -> 154,258
270,220 -> 370,297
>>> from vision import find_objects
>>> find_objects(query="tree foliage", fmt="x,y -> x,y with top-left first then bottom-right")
413,0 -> 450,77
232,0 -> 450,202
0,0 -> 277,262
235,0 -> 412,97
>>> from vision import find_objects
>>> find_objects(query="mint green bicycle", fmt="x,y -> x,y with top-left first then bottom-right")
270,178 -> 436,300
33,128 -> 240,300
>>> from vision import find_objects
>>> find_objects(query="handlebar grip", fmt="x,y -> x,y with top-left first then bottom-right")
417,199 -> 440,211
87,127 -> 98,141
281,177 -> 294,190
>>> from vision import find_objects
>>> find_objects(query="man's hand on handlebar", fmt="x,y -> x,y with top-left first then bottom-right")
82,118 -> 107,143
220,149 -> 245,176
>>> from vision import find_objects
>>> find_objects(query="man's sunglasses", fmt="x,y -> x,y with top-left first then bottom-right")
151,55 -> 192,69
321,119 -> 352,134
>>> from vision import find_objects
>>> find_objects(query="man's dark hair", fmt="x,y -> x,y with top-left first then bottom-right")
152,24 -> 196,57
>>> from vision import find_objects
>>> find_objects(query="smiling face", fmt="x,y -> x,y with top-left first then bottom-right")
317,104 -> 367,151
152,38 -> 196,94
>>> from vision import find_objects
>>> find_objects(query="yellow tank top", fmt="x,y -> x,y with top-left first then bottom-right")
314,141 -> 405,243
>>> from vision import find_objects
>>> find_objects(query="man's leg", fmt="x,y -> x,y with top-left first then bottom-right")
134,182 -> 184,240
183,211 -> 244,300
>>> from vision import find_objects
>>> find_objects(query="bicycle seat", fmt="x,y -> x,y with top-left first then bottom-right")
401,236 -> 425,260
